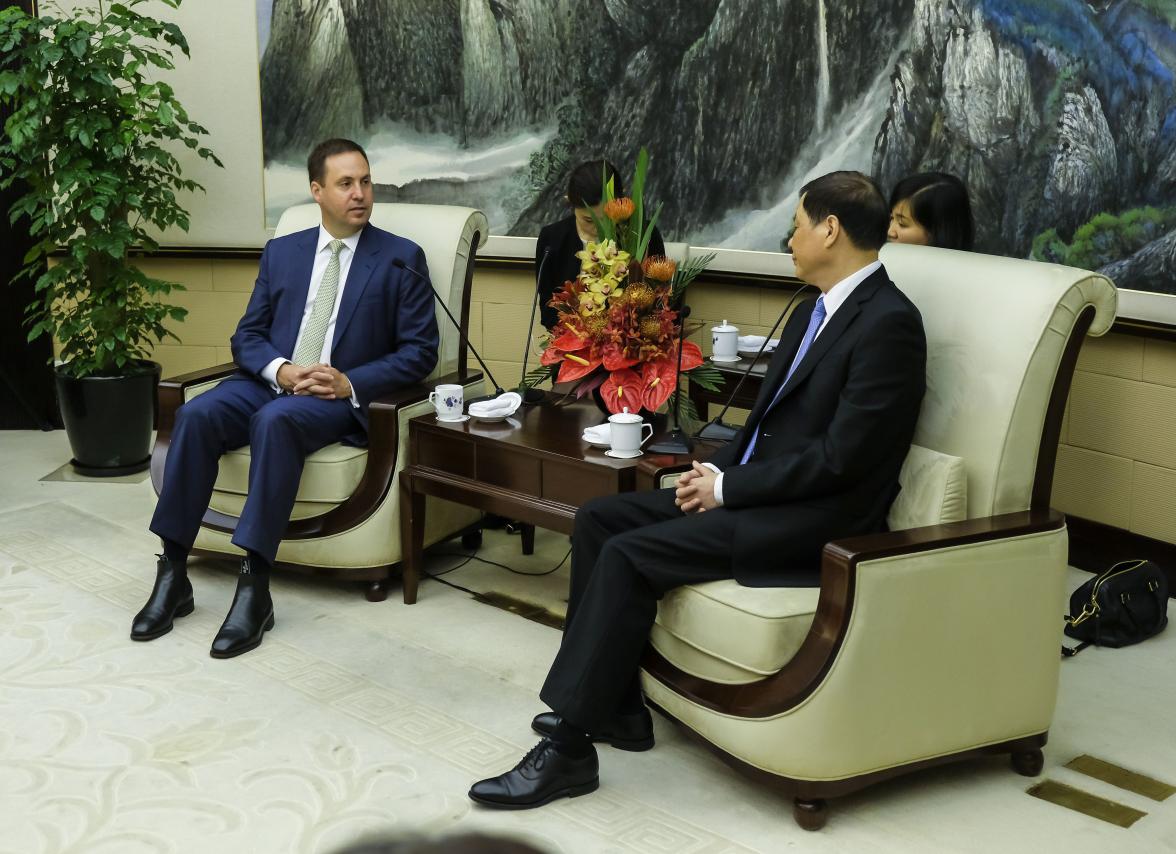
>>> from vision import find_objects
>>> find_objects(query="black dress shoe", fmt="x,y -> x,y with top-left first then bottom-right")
469,739 -> 598,809
130,555 -> 194,641
531,709 -> 655,752
210,560 -> 274,659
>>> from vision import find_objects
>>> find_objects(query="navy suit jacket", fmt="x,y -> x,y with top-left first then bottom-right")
230,224 -> 439,436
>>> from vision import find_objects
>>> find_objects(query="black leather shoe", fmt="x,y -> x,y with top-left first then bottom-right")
130,555 -> 194,641
469,739 -> 598,809
531,709 -> 655,752
210,560 -> 274,659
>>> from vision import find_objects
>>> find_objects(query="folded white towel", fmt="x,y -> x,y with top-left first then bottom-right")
468,391 -> 522,418
582,423 -> 611,443
738,335 -> 779,352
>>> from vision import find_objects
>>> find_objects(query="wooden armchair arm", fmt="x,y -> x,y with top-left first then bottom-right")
635,439 -> 723,491
643,508 -> 1066,718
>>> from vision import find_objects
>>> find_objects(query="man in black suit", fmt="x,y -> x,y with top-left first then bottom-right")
469,171 -> 927,809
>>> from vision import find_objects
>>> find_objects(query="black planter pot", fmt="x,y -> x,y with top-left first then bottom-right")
54,360 -> 161,476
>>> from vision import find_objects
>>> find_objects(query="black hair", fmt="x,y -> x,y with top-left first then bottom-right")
307,138 -> 369,185
798,171 -> 889,251
567,159 -> 624,207
888,172 -> 975,251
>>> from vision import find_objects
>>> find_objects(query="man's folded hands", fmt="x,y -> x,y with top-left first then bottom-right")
675,461 -> 719,514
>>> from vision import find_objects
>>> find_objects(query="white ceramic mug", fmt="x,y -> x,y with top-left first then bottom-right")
607,408 -> 653,457
711,319 -> 739,361
428,384 -> 464,421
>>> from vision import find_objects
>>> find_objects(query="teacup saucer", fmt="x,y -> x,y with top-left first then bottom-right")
437,414 -> 470,423
709,355 -> 741,364
604,448 -> 642,459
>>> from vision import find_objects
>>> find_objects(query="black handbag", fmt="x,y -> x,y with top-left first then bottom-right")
1063,559 -> 1169,655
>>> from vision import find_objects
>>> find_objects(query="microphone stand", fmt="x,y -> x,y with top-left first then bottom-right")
392,257 -> 504,403
517,246 -> 551,405
696,285 -> 815,442
648,305 -> 693,454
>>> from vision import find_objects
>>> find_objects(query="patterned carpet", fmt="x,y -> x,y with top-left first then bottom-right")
0,501 -> 767,854
3,491 -> 1174,853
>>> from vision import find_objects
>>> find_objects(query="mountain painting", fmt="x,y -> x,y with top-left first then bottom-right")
256,0 -> 1176,296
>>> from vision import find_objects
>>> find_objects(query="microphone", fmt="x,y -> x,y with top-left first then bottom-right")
517,246 -> 552,404
393,257 -> 504,402
696,285 -> 815,442
647,305 -> 693,454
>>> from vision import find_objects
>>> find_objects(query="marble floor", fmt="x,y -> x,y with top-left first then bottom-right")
1,430 -> 1173,854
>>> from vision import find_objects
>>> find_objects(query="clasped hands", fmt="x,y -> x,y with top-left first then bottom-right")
675,461 -> 719,514
277,362 -> 352,400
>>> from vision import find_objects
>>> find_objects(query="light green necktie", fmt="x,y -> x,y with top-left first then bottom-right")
293,239 -> 345,365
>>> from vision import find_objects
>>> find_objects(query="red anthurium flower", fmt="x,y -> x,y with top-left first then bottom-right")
640,358 -> 677,412
540,344 -> 564,366
553,328 -> 589,351
557,353 -> 602,383
602,344 -> 639,372
678,340 -> 704,371
599,368 -> 643,414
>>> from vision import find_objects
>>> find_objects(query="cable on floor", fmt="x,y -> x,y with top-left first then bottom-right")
421,545 -> 572,598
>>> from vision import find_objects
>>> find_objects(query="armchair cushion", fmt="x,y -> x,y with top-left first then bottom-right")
208,443 -> 368,520
652,443 -> 967,684
887,444 -> 967,531
652,583 -> 821,683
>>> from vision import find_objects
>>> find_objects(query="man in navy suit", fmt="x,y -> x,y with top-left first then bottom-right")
469,171 -> 927,809
131,138 -> 439,658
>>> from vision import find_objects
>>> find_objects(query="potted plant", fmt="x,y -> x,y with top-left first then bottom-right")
0,0 -> 221,475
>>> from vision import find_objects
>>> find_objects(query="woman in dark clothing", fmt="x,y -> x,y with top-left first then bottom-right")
887,172 -> 975,251
535,159 -> 666,330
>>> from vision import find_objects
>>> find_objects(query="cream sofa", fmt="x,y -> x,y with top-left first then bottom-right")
149,203 -> 488,601
641,242 -> 1118,828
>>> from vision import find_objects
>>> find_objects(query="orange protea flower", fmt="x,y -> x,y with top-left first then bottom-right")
642,256 -> 677,282
639,314 -> 664,339
583,314 -> 608,337
603,197 -> 635,222
625,282 -> 657,311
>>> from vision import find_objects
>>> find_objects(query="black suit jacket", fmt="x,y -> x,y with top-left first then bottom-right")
706,265 -> 927,585
535,215 -> 666,330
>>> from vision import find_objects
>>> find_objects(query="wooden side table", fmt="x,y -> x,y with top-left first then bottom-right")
689,354 -> 770,419
397,395 -> 715,603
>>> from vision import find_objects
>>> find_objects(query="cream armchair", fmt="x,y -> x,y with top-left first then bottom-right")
643,243 -> 1117,829
150,204 -> 488,602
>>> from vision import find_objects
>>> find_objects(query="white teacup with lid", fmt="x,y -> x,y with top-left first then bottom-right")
606,407 -> 653,458
711,318 -> 740,362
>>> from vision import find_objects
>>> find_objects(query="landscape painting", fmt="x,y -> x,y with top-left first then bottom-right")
257,0 -> 1176,297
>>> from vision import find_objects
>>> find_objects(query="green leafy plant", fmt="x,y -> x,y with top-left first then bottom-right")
0,0 -> 221,377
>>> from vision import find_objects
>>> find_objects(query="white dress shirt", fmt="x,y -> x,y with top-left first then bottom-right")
261,225 -> 364,407
705,260 -> 882,505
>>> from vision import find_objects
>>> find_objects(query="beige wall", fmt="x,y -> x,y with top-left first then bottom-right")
1050,332 -> 1176,543
142,257 -> 1175,544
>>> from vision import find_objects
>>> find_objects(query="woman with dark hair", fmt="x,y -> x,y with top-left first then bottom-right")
887,172 -> 975,251
534,159 -> 666,330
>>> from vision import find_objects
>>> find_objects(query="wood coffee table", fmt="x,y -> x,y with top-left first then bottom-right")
397,395 -> 716,603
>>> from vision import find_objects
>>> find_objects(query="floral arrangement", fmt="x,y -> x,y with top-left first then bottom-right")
538,149 -> 716,415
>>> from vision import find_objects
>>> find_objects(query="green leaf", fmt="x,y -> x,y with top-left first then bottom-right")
90,205 -> 105,222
